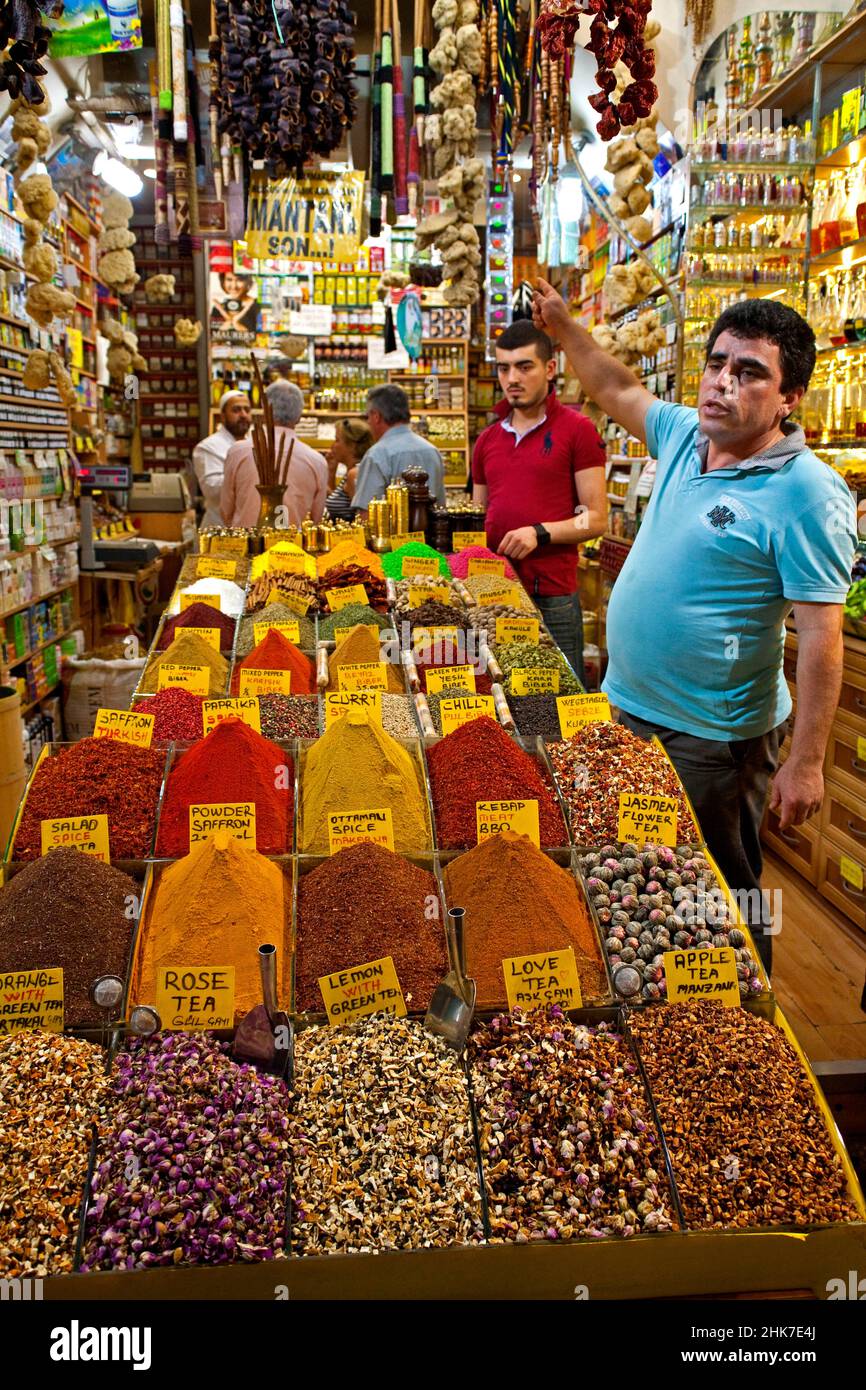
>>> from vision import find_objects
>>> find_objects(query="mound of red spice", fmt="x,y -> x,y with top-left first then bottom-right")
229,628 -> 316,695
132,688 -> 204,741
157,601 -> 236,653
154,717 -> 293,857
414,639 -> 493,695
426,716 -> 567,850
12,738 -> 165,860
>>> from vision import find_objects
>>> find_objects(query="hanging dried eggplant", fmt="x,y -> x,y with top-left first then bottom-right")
0,0 -> 54,105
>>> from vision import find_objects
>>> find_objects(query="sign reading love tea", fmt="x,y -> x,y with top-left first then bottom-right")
189,802 -> 256,845
617,792 -> 678,847
93,708 -> 155,749
327,807 -> 395,854
41,815 -> 110,862
0,966 -> 64,1035
155,966 -> 236,1030
503,948 -> 582,1011
318,955 -> 406,1025
665,947 -> 739,1008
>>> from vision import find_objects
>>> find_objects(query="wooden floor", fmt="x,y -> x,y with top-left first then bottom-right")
765,851 -> 866,1062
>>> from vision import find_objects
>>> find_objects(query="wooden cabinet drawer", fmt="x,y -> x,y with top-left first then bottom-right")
817,839 -> 866,932
835,665 -> 866,732
762,804 -> 819,883
825,722 -> 866,798
822,780 -> 866,860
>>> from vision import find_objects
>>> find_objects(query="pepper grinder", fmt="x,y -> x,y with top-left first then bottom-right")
401,466 -> 432,539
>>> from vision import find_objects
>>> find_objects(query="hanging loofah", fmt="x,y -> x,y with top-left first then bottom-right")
25,282 -> 76,327
174,317 -> 202,345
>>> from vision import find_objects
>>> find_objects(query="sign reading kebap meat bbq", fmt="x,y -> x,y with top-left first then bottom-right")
245,170 -> 366,261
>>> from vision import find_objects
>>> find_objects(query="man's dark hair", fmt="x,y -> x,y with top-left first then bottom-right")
705,300 -> 816,393
495,319 -> 554,362
367,383 -> 411,425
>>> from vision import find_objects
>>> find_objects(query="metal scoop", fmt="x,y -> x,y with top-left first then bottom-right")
233,944 -> 294,1080
425,907 -> 476,1051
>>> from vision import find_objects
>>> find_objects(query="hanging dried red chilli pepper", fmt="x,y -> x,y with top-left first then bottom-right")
536,0 -> 657,140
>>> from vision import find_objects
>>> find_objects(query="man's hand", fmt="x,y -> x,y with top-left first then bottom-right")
768,757 -> 824,831
498,526 -> 538,560
533,278 -> 572,338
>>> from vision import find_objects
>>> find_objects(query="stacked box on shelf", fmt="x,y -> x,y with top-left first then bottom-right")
132,228 -> 199,471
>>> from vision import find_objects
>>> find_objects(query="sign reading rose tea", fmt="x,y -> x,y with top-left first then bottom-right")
155,967 -> 236,1030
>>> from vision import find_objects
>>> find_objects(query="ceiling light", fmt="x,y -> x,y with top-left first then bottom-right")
94,150 -> 143,197
143,167 -> 157,179
122,144 -> 156,160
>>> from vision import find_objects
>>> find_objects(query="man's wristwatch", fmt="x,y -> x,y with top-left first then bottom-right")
533,523 -> 551,547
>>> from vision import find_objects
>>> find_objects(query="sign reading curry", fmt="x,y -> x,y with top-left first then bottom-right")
245,171 -> 366,261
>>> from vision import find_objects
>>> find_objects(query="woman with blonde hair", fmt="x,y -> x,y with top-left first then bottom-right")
325,417 -> 373,521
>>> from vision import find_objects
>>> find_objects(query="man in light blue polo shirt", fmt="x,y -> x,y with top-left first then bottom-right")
353,383 -> 446,514
534,284 -> 856,972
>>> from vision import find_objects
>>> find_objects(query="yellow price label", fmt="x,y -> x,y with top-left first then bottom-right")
327,584 -> 368,610
511,668 -> 560,696
617,792 -> 679,848
0,966 -> 64,1035
208,536 -> 247,557
333,624 -> 379,643
93,707 -> 155,748
155,966 -> 236,1030
840,854 -> 864,891
239,668 -> 292,696
453,531 -> 487,551
157,664 -> 211,696
439,694 -> 496,737
327,807 -> 395,855
270,551 -> 310,575
338,662 -> 388,691
401,555 -> 439,578
467,558 -> 505,577
196,557 -> 237,580
275,589 -> 313,617
665,947 -> 740,1008
476,799 -> 540,847
425,665 -> 475,695
202,697 -> 262,735
189,802 -> 256,845
391,532 -> 426,548
189,627 -> 223,651
324,690 -> 382,728
408,584 -> 450,606
503,948 -> 582,1012
482,582 -> 520,606
254,620 -> 300,645
41,814 -> 110,862
181,591 -> 221,612
318,955 -> 406,1025
858,735 -> 866,763
495,616 -> 539,645
412,626 -> 460,647
557,693 -> 612,738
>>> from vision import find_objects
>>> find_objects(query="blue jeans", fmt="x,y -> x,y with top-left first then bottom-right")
535,592 -> 585,687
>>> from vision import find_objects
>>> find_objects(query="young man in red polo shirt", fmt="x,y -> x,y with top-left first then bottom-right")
471,320 -> 608,681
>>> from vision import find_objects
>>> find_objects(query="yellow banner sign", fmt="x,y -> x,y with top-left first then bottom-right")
426,665 -> 475,695
0,966 -> 64,1035
254,620 -> 300,646
476,799 -> 540,847
157,664 -> 211,696
239,668 -> 292,696
665,947 -> 740,1008
439,693 -> 496,737
495,616 -> 539,645
408,583 -> 450,606
181,591 -> 221,612
327,807 -> 395,855
269,552 -> 309,575
41,814 -> 110,862
339,662 -> 388,691
617,792 -> 679,847
333,624 -> 379,643
202,697 -> 262,735
401,555 -> 439,578
155,966 -> 236,1030
503,948 -> 582,1011
467,557 -> 505,577
327,583 -> 368,610
93,707 -> 155,749
453,531 -> 487,551
318,955 -> 407,1025
196,557 -> 237,580
246,169 -> 366,261
189,802 -> 256,845
324,689 -> 382,728
511,668 -> 560,696
557,692 -> 612,738
208,536 -> 247,557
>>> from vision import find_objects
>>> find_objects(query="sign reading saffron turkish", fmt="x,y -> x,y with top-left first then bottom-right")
245,170 -> 366,261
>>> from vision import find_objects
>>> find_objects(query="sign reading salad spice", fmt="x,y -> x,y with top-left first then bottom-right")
557,693 -> 612,738
426,665 -> 475,695
202,697 -> 262,735
196,556 -> 237,580
476,799 -> 540,847
157,665 -> 211,696
453,531 -> 487,551
439,694 -> 496,737
0,966 -> 64,1035
327,807 -> 395,854
245,169 -> 366,261
189,803 -> 256,845
41,815 -> 110,862
617,792 -> 679,847
155,966 -> 236,1030
503,948 -> 582,1011
511,668 -> 560,696
326,584 -> 368,610
318,955 -> 406,1025
665,947 -> 740,1008
93,708 -> 155,749
239,669 -> 292,697
181,591 -> 221,612
254,620 -> 300,645
324,690 -> 382,728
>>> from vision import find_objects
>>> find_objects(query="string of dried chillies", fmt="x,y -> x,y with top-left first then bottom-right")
537,0 -> 657,140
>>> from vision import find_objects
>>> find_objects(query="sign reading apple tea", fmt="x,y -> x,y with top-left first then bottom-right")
41,814 -> 110,862
155,966 -> 236,1030
617,792 -> 679,847
665,947 -> 740,1008
327,807 -> 394,854
189,802 -> 256,845
318,955 -> 406,1025
0,966 -> 64,1035
93,708 -> 155,749
503,948 -> 582,1011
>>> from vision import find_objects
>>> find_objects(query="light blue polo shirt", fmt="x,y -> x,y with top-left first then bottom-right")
603,401 -> 857,740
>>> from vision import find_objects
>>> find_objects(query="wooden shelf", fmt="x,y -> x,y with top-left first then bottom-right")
21,679 -> 62,715
0,310 -> 29,330
741,10 -> 866,120
0,581 -> 76,621
6,623 -> 79,669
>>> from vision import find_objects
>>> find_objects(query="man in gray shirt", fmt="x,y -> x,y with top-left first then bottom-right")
353,384 -> 446,513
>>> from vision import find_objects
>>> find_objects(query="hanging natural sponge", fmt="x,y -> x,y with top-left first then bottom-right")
49,353 -> 77,408
98,226 -> 136,252
432,0 -> 457,24
107,343 -> 133,381
26,282 -> 76,327
144,272 -> 176,303
16,174 -> 58,224
455,24 -> 482,73
99,248 -> 138,292
174,317 -> 202,345
102,192 -> 135,229
22,242 -> 57,283
21,217 -> 43,247
430,27 -> 458,75
22,349 -> 51,389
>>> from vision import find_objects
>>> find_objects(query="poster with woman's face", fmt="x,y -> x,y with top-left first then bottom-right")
209,269 -> 259,343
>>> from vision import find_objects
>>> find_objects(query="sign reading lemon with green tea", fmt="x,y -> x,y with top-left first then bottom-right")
318,955 -> 406,1025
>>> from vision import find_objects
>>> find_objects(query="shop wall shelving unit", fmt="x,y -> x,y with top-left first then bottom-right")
133,229 -> 200,473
